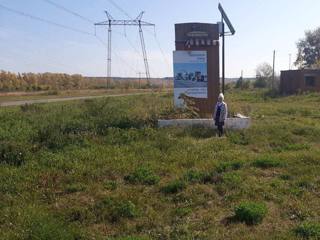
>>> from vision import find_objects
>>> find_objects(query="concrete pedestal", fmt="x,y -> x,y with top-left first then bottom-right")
158,118 -> 251,130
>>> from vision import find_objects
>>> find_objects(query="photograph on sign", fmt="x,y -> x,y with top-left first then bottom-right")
173,51 -> 208,107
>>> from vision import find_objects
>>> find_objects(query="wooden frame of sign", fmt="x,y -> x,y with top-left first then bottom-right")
175,23 -> 220,118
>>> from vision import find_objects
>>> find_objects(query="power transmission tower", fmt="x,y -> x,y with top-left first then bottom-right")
95,11 -> 155,85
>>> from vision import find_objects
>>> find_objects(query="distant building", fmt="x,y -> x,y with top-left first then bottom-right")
280,69 -> 320,94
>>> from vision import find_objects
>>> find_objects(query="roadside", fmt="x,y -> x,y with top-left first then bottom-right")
0,89 -> 155,103
0,90 -> 160,107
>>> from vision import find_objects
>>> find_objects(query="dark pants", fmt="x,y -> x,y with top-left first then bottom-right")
216,122 -> 224,137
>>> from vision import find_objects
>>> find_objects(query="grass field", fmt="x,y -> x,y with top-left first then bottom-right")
0,90 -> 320,240
0,89 -> 155,103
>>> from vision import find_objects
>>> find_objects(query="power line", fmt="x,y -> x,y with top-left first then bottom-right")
105,0 -> 171,76
0,3 -> 93,36
0,2 -> 163,77
94,35 -> 138,75
145,28 -> 171,73
106,0 -> 133,20
41,0 -> 94,24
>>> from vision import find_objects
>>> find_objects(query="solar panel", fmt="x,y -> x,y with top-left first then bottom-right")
218,3 -> 236,35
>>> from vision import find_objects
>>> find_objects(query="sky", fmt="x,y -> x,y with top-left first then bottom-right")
0,0 -> 320,78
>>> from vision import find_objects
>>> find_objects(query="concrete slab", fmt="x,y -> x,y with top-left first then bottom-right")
158,118 -> 251,130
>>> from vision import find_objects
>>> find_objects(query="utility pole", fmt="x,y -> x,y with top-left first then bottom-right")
272,50 -> 276,90
289,53 -> 292,70
95,11 -> 155,85
107,12 -> 112,88
221,18 -> 225,94
137,72 -> 143,88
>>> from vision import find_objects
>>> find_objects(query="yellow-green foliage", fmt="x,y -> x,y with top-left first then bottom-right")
0,90 -> 320,239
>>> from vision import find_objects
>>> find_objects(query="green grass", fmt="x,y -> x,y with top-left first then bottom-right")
0,90 -> 320,239
124,167 -> 160,185
294,222 -> 320,239
234,201 -> 268,225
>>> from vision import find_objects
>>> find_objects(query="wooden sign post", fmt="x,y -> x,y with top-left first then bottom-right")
174,23 -> 220,117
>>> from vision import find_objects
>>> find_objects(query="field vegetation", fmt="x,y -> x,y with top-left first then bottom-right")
0,70 -> 171,92
0,90 -> 320,239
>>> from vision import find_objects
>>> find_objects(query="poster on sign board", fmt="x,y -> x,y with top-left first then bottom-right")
173,51 -> 208,107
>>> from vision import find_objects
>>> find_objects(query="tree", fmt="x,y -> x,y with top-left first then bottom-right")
235,76 -> 251,89
295,27 -> 320,69
254,63 -> 273,88
235,76 -> 243,89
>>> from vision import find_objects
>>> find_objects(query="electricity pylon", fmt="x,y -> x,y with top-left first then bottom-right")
95,11 -> 155,84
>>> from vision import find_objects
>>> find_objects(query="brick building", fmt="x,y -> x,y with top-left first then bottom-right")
280,69 -> 320,94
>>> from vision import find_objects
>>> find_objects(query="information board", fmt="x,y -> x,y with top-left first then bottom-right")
173,51 -> 208,107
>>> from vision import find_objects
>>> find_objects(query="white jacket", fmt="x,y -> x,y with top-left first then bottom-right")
213,102 -> 228,123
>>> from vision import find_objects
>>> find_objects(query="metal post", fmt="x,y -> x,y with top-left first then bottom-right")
222,19 -> 225,94
139,22 -> 151,86
107,20 -> 112,88
289,53 -> 291,70
95,11 -> 154,85
272,50 -> 275,90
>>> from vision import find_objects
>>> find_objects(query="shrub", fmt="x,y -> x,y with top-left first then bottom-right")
252,156 -> 283,169
294,222 -> 320,239
124,167 -> 160,185
184,170 -> 212,184
175,207 -> 192,217
161,180 -> 186,194
104,181 -> 118,191
0,141 -> 26,166
94,197 -> 138,222
34,122 -> 84,150
216,161 -> 244,173
65,183 -> 86,194
64,206 -> 95,224
234,201 -> 268,225
274,143 -> 310,152
20,104 -> 43,113
222,172 -> 242,189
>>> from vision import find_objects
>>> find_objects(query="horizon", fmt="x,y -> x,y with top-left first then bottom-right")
1,0 -> 320,78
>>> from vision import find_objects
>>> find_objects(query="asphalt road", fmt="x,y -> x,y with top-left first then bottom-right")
0,92 -> 152,107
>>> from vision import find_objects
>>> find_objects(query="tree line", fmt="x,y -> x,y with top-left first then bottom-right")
0,71 -> 87,91
0,71 -> 169,92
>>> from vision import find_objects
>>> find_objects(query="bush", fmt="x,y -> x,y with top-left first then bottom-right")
254,78 -> 268,88
294,222 -> 320,239
94,197 -> 138,222
216,161 -> 244,173
234,202 -> 268,225
65,183 -> 86,194
222,172 -> 242,189
20,104 -> 43,113
0,141 -> 26,166
161,180 -> 186,194
34,122 -> 84,150
252,156 -> 283,169
184,170 -> 212,184
124,167 -> 160,185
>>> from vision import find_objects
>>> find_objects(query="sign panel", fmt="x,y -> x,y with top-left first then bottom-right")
173,51 -> 208,107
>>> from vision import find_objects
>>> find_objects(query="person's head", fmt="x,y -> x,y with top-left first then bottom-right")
218,93 -> 224,103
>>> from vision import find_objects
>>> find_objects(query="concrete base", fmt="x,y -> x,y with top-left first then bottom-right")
158,118 -> 251,130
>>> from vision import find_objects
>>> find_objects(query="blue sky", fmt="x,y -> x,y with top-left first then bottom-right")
0,0 -> 320,78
